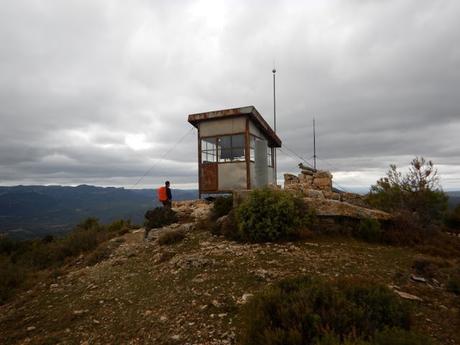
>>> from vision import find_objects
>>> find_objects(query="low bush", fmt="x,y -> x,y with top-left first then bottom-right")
446,205 -> 460,230
144,207 -> 178,230
412,257 -> 443,279
211,195 -> 233,220
209,210 -> 240,240
158,230 -> 186,245
373,328 -> 432,345
0,218 -> 133,304
107,219 -> 132,234
381,211 -> 430,247
0,255 -> 27,304
354,218 -> 382,243
447,275 -> 460,295
446,262 -> 460,295
219,210 -> 240,240
367,157 -> 448,229
236,188 -> 315,242
239,276 -> 428,345
85,243 -> 113,266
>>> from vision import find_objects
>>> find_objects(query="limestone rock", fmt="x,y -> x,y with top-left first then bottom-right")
393,290 -> 423,301
284,173 -> 299,181
315,171 -> 332,179
304,197 -> 391,220
237,293 -> 254,304
304,189 -> 325,199
170,255 -> 215,269
312,177 -> 332,191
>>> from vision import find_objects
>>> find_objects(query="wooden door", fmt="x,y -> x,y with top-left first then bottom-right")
200,164 -> 218,192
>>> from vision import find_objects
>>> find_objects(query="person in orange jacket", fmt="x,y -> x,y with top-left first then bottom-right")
157,181 -> 172,208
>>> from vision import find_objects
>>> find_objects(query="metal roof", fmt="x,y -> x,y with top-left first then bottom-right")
188,106 -> 282,147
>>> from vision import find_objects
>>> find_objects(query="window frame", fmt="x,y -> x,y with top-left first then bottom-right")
250,134 -> 273,167
200,137 -> 217,164
267,147 -> 273,167
200,133 -> 246,164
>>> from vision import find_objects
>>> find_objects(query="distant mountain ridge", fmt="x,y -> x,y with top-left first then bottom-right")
0,185 -> 458,240
0,185 -> 197,240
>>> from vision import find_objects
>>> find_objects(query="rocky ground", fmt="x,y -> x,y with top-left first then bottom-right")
0,202 -> 459,345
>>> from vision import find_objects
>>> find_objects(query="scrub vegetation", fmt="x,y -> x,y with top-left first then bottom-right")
0,218 -> 132,303
367,157 -> 448,229
144,207 -> 178,230
235,188 -> 316,242
239,276 -> 429,345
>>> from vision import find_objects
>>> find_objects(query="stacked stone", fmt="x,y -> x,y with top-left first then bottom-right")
284,170 -> 333,193
283,169 -> 366,207
283,167 -> 389,220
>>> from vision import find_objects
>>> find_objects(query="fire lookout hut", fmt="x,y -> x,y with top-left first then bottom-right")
188,106 -> 282,198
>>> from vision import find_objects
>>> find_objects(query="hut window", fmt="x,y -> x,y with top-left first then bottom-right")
268,147 -> 273,167
249,135 -> 256,161
218,134 -> 245,162
201,137 -> 217,163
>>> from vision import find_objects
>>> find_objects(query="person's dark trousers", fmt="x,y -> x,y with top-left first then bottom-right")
161,200 -> 172,208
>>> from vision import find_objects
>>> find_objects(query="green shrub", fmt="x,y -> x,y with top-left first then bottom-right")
239,276 -> 417,345
0,218 -> 132,304
447,276 -> 460,295
17,240 -> 56,269
107,219 -> 130,232
211,195 -> 233,220
158,230 -> 186,245
384,217 -> 460,258
367,157 -> 448,229
446,205 -> 460,230
382,211 -> 426,246
354,219 -> 382,243
411,256 -> 450,279
220,210 -> 240,240
77,217 -> 100,230
85,243 -> 113,266
373,328 -> 432,345
0,236 -> 23,256
0,255 -> 27,304
315,334 -> 370,345
57,227 -> 102,259
209,210 -> 240,240
236,188 -> 314,242
144,207 -> 178,230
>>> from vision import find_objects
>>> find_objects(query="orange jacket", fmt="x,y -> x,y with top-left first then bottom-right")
157,186 -> 168,201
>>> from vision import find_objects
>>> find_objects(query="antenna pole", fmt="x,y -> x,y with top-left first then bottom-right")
313,118 -> 317,170
273,68 -> 277,132
272,68 -> 277,184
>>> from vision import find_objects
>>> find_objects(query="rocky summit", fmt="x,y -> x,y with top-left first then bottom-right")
0,200 -> 459,345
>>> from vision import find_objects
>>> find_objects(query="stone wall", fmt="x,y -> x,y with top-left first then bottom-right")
283,168 -> 391,220
284,169 -> 368,208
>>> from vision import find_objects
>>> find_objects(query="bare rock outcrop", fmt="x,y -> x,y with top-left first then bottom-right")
304,197 -> 391,221
172,199 -> 212,220
285,165 -> 391,220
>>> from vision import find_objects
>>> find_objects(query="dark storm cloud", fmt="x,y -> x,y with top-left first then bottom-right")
0,0 -> 459,189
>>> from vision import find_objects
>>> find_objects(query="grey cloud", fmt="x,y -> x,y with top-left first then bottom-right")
0,0 -> 459,189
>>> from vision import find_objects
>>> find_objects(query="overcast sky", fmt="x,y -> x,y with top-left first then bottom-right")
1,0 -> 459,191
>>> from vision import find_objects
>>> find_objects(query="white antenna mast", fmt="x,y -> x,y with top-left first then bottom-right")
272,66 -> 277,183
313,117 -> 317,170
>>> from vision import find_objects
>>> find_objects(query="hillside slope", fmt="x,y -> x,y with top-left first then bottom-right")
0,185 -> 198,240
0,203 -> 459,345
